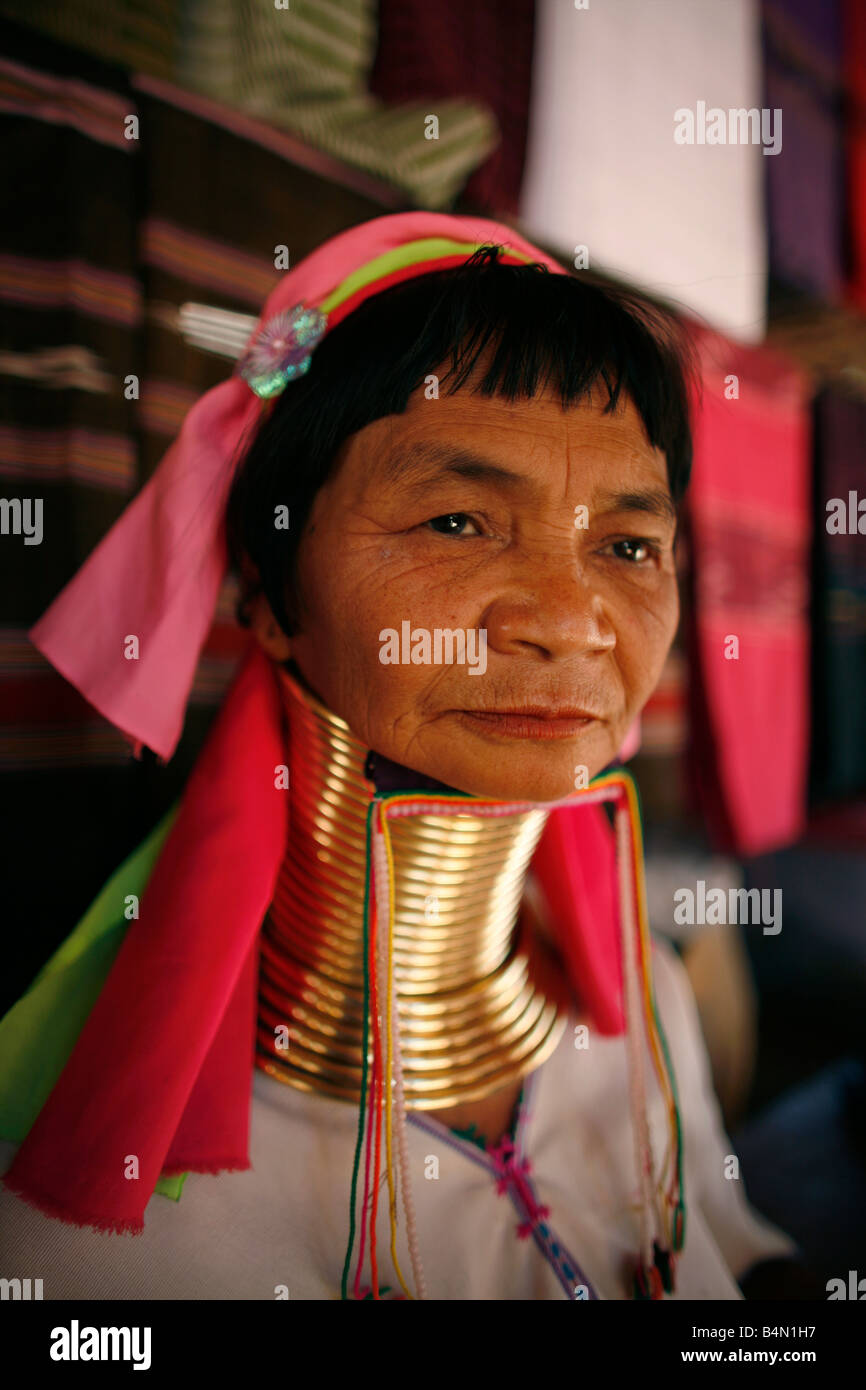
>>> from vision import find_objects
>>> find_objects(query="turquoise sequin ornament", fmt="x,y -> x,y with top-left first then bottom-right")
236,304 -> 328,399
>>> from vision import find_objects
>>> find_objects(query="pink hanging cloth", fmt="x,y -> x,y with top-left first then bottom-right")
685,328 -> 812,856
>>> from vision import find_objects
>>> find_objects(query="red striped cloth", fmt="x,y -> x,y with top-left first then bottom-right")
844,0 -> 866,310
369,0 -> 536,215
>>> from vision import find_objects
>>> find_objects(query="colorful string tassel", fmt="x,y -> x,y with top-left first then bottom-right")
340,769 -> 685,1302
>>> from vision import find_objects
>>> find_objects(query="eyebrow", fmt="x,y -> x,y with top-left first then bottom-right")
381,441 -> 677,524
381,442 -> 528,491
594,488 -> 678,525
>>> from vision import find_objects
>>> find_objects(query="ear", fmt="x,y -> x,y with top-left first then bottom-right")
247,591 -> 292,662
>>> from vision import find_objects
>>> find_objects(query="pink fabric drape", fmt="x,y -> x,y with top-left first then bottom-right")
685,330 -> 812,855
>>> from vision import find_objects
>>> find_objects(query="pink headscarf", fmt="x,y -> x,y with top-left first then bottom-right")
29,212 -> 578,761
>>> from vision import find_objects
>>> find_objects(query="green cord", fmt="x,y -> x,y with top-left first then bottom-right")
620,767 -> 687,1251
651,991 -> 686,1248
340,801 -> 376,1300
340,789 -> 475,1298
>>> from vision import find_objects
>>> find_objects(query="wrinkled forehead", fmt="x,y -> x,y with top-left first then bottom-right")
333,375 -> 671,507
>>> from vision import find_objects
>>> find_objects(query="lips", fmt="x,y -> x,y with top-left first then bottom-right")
456,706 -> 602,740
469,705 -> 601,720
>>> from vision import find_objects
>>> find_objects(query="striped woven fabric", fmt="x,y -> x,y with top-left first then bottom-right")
0,23 -> 142,771
176,0 -> 500,210
0,0 -> 502,210
0,0 -> 178,80
762,0 -> 846,300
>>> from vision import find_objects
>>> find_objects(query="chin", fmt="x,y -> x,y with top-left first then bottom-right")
452,770 -> 585,803
424,733 -> 618,805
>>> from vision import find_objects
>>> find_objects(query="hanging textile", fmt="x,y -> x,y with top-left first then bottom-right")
844,0 -> 866,310
368,0 -> 536,216
176,0 -> 498,210
0,19 -> 142,770
0,0 -> 178,79
0,19 -> 152,1018
0,1 -> 500,211
684,329 -> 812,856
0,15 -> 393,1014
762,0 -> 846,300
519,0 -> 766,341
809,387 -> 866,803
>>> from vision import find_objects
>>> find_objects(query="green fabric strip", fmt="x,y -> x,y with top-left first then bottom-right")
320,237 -> 534,314
0,805 -> 189,1199
154,1171 -> 188,1201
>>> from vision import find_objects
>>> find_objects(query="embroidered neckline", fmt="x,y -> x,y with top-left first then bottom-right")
446,1082 -> 526,1154
407,1070 -> 598,1300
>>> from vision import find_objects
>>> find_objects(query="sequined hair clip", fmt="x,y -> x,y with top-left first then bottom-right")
236,304 -> 329,400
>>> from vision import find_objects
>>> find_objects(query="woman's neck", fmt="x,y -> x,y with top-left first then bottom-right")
254,659 -> 569,1111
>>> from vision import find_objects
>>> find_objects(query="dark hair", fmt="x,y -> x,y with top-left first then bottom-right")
226,246 -> 696,636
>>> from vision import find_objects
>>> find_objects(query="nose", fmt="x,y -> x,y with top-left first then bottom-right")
480,551 -> 617,662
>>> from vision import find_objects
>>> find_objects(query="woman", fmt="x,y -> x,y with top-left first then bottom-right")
0,211 -> 799,1300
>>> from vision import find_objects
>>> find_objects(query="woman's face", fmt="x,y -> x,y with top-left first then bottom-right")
283,370 -> 680,802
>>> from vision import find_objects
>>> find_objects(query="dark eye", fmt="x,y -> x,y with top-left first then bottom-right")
610,538 -> 657,564
426,513 -> 481,537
